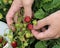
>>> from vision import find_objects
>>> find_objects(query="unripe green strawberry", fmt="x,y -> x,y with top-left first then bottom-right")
3,8 -> 7,11
0,13 -> 3,19
8,0 -> 12,4
18,32 -> 22,35
19,36 -> 25,41
15,23 -> 20,28
25,31 -> 28,33
3,0 -> 8,4
22,28 -> 26,31
24,16 -> 31,23
32,20 -> 37,25
24,42 -> 28,47
23,23 -> 27,27
25,33 -> 31,38
7,34 -> 13,41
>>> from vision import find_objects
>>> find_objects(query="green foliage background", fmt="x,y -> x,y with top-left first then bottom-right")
0,0 -> 12,22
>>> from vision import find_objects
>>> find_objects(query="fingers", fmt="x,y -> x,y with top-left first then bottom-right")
14,15 -> 18,23
24,6 -> 32,18
33,18 -> 48,29
6,0 -> 22,18
22,0 -> 34,18
6,0 -> 22,31
31,26 -> 58,40
22,0 -> 34,6
31,29 -> 51,40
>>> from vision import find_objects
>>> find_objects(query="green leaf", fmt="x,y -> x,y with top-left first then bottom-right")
52,45 -> 60,48
28,38 -> 35,44
34,8 -> 46,19
42,0 -> 52,3
35,41 -> 47,48
42,0 -> 60,12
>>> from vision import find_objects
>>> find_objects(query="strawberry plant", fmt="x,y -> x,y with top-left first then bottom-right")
0,36 -> 7,48
6,14 -> 35,48
0,0 -> 60,48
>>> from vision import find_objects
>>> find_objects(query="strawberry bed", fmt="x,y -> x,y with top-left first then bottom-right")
0,0 -> 60,48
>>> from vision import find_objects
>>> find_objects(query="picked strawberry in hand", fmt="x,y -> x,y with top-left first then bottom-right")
27,24 -> 33,30
24,16 -> 31,23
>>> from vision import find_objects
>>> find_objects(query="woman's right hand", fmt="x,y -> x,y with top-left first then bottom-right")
6,0 -> 34,31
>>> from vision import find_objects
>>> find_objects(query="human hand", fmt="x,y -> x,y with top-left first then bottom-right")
6,0 -> 34,31
32,10 -> 60,40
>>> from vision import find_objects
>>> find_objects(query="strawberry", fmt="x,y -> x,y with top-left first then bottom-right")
11,41 -> 17,48
0,36 -> 3,43
24,16 -> 31,23
27,24 -> 33,30
32,20 -> 37,25
25,33 -> 31,38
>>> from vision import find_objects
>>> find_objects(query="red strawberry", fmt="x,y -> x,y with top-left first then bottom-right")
11,41 -> 17,48
27,24 -> 33,30
24,16 -> 31,23
0,36 -> 3,43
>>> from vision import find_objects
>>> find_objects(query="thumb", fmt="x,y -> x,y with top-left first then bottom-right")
33,18 -> 48,29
